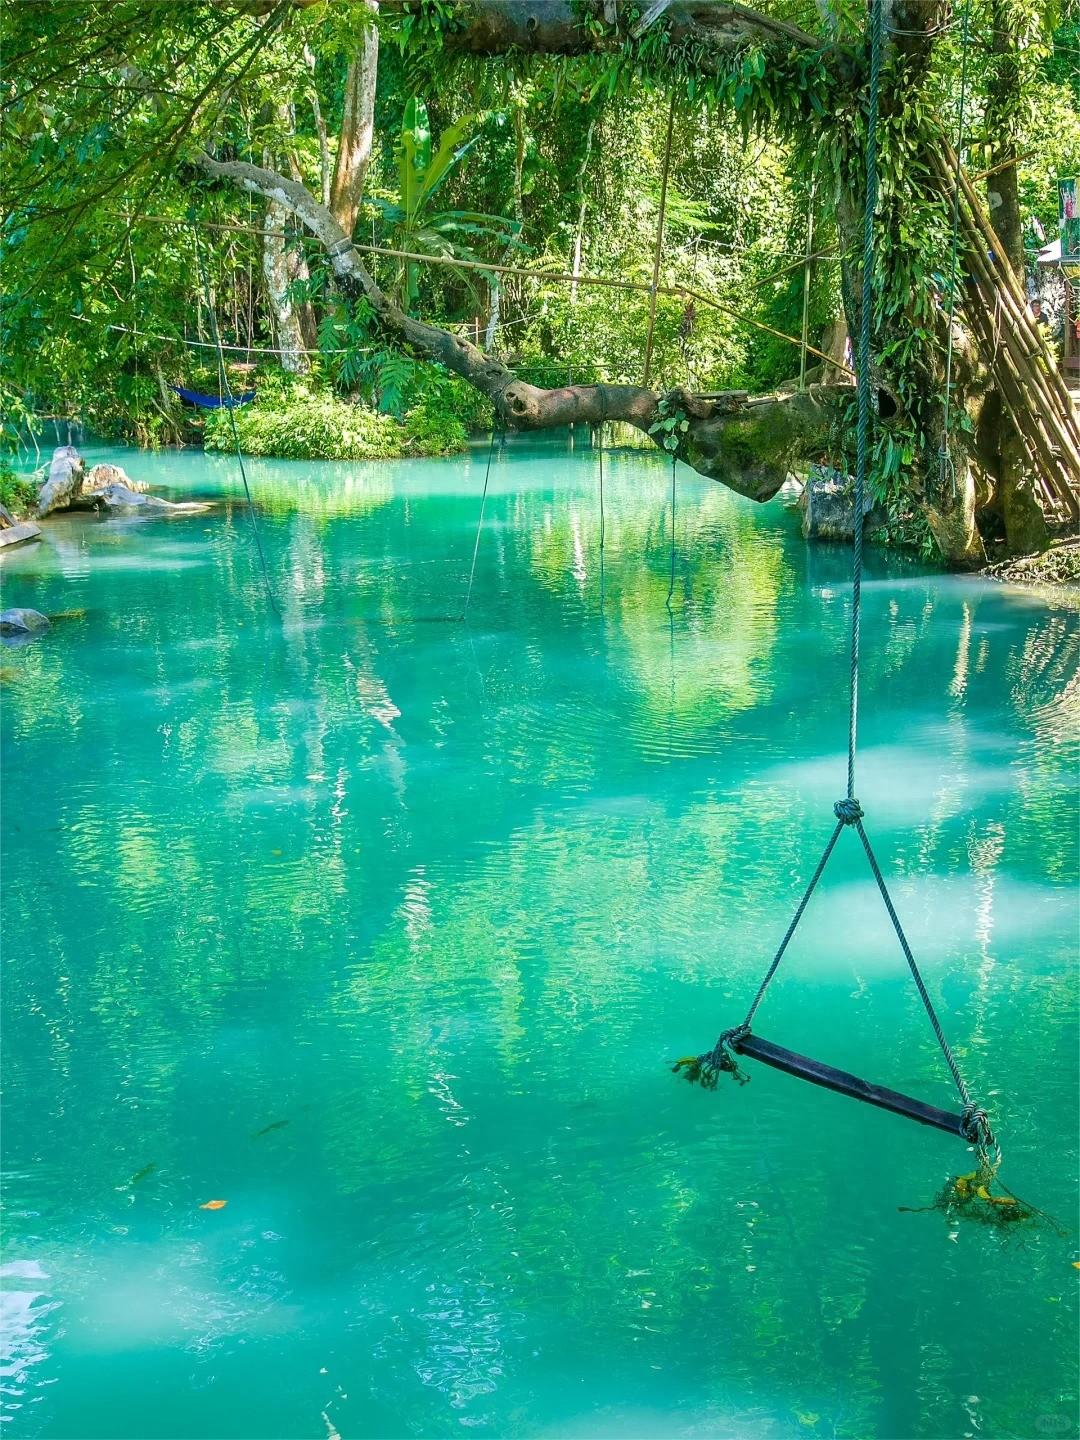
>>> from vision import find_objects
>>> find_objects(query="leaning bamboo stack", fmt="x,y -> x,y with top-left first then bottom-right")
931,143 -> 1080,522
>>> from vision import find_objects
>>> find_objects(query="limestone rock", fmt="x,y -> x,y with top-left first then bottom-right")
0,608 -> 50,635
0,521 -> 42,550
85,463 -> 148,495
93,483 -> 207,515
800,465 -> 876,542
36,446 -> 85,517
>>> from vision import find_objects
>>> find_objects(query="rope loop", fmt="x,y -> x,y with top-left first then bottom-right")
833,797 -> 864,825
672,1025 -> 750,1089
705,1024 -> 751,1085
961,1103 -> 1002,1173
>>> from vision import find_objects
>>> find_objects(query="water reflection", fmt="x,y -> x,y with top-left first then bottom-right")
1,434 -> 1076,1439
0,1260 -> 61,1425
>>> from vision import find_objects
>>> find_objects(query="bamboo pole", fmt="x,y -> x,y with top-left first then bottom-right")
964,288 -> 1080,514
962,232 -> 1080,472
947,146 -> 1080,428
932,145 -> 1080,506
959,211 -> 1080,449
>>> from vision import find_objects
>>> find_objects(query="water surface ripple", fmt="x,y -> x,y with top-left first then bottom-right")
1,435 -> 1077,1440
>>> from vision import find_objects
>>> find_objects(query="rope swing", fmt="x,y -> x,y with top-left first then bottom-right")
674,0 -> 1006,1199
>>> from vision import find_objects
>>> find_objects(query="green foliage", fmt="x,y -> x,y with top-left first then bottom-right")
2,0 -> 1071,557
205,387 -> 404,462
370,96 -> 517,311
648,393 -> 690,453
204,367 -> 486,463
0,460 -> 39,518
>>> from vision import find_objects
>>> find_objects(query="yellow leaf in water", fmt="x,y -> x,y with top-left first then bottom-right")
975,1186 -> 991,1201
1072,1261 -> 1080,1269
271,849 -> 282,856
200,1199 -> 227,1210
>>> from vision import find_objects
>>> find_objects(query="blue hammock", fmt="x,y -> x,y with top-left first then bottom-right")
173,385 -> 256,410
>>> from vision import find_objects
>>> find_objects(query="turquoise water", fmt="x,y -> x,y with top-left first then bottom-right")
1,435 -> 1077,1440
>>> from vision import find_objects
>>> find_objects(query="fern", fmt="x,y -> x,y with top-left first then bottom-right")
376,351 -> 415,417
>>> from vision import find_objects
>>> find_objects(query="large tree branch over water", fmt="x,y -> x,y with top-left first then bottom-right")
376,0 -> 822,57
194,151 -> 846,501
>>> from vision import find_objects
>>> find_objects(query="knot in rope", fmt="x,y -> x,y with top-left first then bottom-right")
960,1103 -> 1002,1173
833,798 -> 864,825
960,1103 -> 993,1148
704,1024 -> 750,1083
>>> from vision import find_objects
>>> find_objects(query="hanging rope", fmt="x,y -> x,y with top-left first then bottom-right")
191,217 -> 280,620
938,0 -> 972,496
597,384 -> 607,554
597,384 -> 608,611
665,452 -> 677,610
642,94 -> 677,389
127,224 -> 142,434
798,177 -> 816,393
676,0 -> 998,1176
462,422 -> 501,621
844,0 -> 884,806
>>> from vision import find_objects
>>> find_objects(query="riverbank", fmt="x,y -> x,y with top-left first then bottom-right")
982,536 -> 1080,606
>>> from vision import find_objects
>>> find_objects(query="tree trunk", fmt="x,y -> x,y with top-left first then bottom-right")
485,103 -> 527,353
985,0 -> 1025,273
378,1 -> 821,57
329,2 -> 379,236
262,198 -> 310,373
304,44 -> 332,208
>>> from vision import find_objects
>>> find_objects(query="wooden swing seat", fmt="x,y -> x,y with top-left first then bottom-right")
731,1031 -> 968,1137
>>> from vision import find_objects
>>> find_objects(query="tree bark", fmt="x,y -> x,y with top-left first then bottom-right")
985,0 -> 1025,273
377,1 -> 821,57
303,43 -> 332,209
329,2 -> 379,237
262,198 -> 310,373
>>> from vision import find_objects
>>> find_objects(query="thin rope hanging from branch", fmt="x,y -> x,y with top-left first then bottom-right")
191,218 -> 280,622
462,424 -> 501,621
665,453 -> 677,611
642,94 -> 677,390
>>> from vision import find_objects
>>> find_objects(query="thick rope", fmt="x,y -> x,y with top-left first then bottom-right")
191,220 -> 280,621
855,818 -> 997,1160
598,385 -> 607,610
642,94 -> 677,389
938,0 -> 972,498
847,0 -> 882,804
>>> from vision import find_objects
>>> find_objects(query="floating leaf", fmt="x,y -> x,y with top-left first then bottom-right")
200,1199 -> 227,1210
